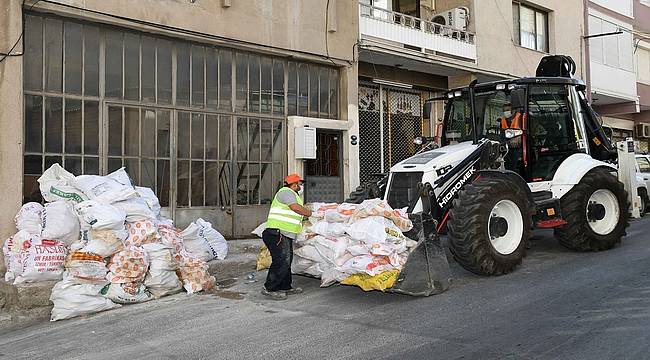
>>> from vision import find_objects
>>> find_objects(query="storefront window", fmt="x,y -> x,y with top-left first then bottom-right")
22,13 -> 338,209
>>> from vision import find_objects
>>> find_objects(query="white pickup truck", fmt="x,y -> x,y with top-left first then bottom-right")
635,154 -> 650,215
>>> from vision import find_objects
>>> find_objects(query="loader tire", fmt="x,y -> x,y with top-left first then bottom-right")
447,177 -> 532,276
345,176 -> 387,204
346,185 -> 368,204
555,168 -> 628,251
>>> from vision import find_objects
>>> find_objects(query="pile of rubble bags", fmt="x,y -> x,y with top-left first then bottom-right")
255,199 -> 417,292
2,164 -> 228,321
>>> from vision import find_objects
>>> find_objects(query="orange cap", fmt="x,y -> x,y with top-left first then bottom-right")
284,173 -> 304,185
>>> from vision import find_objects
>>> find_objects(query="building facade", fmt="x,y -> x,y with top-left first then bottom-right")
633,0 -> 650,149
0,0 -> 359,239
356,0 -> 585,183
586,0 -> 638,144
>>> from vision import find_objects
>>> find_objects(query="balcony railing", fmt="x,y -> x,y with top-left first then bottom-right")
359,2 -> 477,60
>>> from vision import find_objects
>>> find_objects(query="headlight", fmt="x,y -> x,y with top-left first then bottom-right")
414,137 -> 423,145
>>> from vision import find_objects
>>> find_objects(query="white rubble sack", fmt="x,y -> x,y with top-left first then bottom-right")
180,218 -> 228,261
101,282 -> 154,304
113,197 -> 157,222
82,229 -> 128,257
2,231 -> 32,282
13,238 -> 67,285
251,222 -> 266,238
66,252 -> 109,284
75,200 -> 126,230
14,202 -> 44,235
38,164 -> 88,203
41,201 -> 80,245
50,276 -> 121,321
73,168 -> 137,203
135,186 -> 161,217
142,243 -> 182,298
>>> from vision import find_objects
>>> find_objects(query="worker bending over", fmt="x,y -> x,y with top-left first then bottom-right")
262,174 -> 312,300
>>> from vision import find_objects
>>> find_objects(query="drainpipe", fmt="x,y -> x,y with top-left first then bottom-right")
583,0 -> 592,103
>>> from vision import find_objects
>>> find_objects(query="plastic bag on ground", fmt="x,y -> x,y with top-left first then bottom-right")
256,245 -> 271,271
180,218 -> 228,261
41,201 -> 80,245
101,282 -> 154,304
125,220 -> 160,247
340,270 -> 400,291
65,251 -> 108,284
38,164 -> 87,203
113,197 -> 157,222
75,200 -> 126,230
142,243 -> 182,298
176,251 -> 216,294
107,246 -> 149,284
50,276 -> 121,321
14,202 -> 44,235
73,168 -> 137,204
14,238 -> 67,285
82,229 -> 127,257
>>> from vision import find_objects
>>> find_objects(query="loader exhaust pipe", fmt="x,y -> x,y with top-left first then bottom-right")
468,79 -> 479,145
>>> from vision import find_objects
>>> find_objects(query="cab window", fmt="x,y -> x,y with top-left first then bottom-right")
527,85 -> 581,181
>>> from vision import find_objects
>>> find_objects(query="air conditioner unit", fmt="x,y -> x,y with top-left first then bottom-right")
636,123 -> 650,138
431,7 -> 469,31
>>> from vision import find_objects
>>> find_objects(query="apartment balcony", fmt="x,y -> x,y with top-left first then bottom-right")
359,2 -> 477,61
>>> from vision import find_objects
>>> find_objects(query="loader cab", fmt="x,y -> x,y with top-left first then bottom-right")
439,79 -> 607,183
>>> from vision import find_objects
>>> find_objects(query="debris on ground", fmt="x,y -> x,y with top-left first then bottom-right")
2,164 -> 227,321
253,199 -> 415,291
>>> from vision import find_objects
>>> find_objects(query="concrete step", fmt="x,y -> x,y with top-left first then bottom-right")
208,239 -> 262,281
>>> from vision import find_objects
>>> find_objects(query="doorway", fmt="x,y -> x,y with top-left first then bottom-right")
304,131 -> 343,203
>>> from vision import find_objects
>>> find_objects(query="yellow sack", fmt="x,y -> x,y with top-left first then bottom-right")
256,245 -> 272,271
340,270 -> 400,292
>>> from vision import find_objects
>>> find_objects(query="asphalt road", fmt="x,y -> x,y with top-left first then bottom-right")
2,217 -> 650,360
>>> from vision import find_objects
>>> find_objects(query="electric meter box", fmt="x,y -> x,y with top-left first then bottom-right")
295,127 -> 317,159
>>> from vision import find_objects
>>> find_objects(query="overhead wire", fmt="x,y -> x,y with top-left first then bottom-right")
0,0 -> 42,64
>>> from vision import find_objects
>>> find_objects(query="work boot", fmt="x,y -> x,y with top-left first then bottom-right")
282,287 -> 303,295
261,288 -> 287,300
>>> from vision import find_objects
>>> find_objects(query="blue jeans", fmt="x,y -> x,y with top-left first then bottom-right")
262,228 -> 294,292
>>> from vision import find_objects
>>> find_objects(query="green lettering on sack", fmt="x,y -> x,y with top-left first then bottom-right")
50,187 -> 84,202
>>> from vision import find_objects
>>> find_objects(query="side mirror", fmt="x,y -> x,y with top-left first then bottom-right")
511,88 -> 526,110
504,129 -> 524,139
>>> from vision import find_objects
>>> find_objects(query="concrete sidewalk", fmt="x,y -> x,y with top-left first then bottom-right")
0,238 -> 262,324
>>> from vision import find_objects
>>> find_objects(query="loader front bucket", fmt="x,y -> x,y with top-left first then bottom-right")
389,213 -> 451,296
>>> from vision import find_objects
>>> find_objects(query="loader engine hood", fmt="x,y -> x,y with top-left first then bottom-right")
386,141 -> 480,211
391,142 -> 480,172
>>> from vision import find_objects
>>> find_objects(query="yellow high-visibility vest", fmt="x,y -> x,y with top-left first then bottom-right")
266,187 -> 304,234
